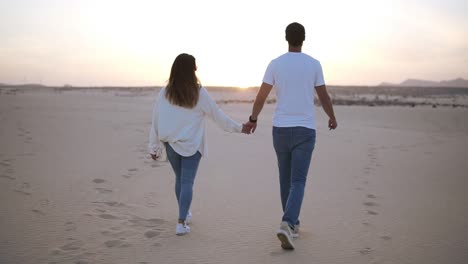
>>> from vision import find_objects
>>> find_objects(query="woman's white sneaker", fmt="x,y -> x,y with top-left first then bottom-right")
185,211 -> 192,225
176,223 -> 190,236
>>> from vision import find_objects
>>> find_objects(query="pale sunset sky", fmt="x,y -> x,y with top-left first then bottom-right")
0,0 -> 467,87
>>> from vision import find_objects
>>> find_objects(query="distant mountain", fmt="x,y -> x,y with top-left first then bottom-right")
0,83 -> 46,88
440,78 -> 468,87
400,79 -> 441,87
380,78 -> 468,87
379,82 -> 398,86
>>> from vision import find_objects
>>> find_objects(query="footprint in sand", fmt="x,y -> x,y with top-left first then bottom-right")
100,230 -> 112,236
98,213 -> 120,220
65,221 -> 77,231
0,174 -> 15,180
50,243 -> 95,264
127,216 -> 165,228
49,249 -> 64,257
95,187 -> 113,194
0,161 -> 11,167
14,182 -> 31,195
380,235 -> 392,241
92,201 -> 126,207
100,228 -> 134,238
367,210 -> 378,215
104,239 -> 131,248
144,193 -> 158,208
363,202 -> 379,207
32,209 -> 46,215
122,168 -> 139,179
363,167 -> 372,174
59,240 -> 84,251
122,174 -> 132,179
145,201 -> 158,208
33,198 -> 49,208
92,178 -> 106,184
359,247 -> 373,255
144,230 -> 161,239
367,194 -> 377,199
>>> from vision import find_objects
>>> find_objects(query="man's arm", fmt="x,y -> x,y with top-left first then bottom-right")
315,85 -> 338,130
247,82 -> 273,133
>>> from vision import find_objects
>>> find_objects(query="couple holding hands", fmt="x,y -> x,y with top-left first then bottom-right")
149,22 -> 337,250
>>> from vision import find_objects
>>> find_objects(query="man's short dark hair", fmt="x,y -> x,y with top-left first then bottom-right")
285,22 -> 305,46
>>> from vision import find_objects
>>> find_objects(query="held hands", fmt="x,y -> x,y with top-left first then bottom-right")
242,115 -> 258,134
242,116 -> 257,134
242,122 -> 256,134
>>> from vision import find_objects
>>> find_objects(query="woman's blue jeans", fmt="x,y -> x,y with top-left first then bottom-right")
272,126 -> 316,227
164,143 -> 201,221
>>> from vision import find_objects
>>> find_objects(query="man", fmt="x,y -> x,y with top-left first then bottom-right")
245,22 -> 337,250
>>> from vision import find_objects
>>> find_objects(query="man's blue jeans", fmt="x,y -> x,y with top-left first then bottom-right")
164,143 -> 201,221
272,126 -> 316,227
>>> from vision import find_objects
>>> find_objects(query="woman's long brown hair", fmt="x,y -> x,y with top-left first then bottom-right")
165,53 -> 200,108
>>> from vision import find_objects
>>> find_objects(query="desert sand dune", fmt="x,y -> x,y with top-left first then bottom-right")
0,89 -> 467,264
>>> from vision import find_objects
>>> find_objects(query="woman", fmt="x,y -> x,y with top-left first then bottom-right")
149,53 -> 249,235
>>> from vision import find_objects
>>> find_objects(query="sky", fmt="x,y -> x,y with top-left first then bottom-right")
0,0 -> 467,87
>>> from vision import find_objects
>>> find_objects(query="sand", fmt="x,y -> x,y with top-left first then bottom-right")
0,88 -> 467,264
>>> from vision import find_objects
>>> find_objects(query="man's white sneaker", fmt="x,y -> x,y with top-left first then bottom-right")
291,224 -> 300,238
176,223 -> 190,236
276,221 -> 295,250
185,211 -> 192,225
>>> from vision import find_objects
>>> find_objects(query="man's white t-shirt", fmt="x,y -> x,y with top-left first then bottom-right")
262,52 -> 325,129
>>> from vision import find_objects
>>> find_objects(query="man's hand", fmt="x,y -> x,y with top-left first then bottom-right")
328,118 -> 337,130
316,85 -> 337,131
244,121 -> 257,134
241,123 -> 252,134
150,154 -> 159,160
242,122 -> 255,135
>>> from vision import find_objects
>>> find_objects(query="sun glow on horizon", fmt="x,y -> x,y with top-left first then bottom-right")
0,0 -> 467,87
